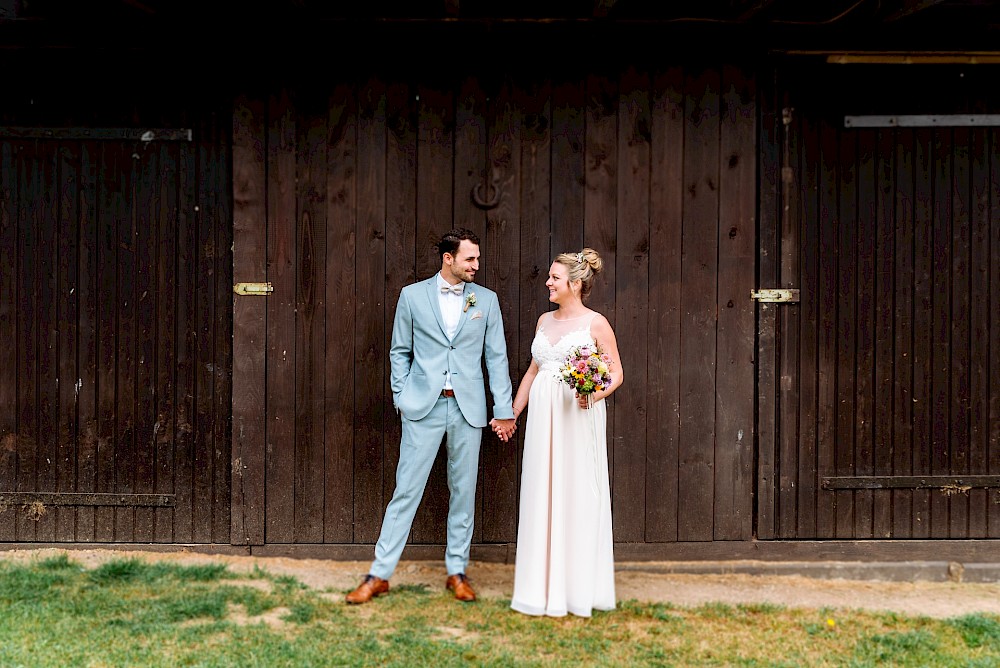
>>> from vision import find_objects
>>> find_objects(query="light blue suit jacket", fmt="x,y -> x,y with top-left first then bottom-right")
390,276 -> 514,428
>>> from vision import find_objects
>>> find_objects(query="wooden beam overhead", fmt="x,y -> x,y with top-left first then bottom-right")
735,0 -> 781,22
593,0 -> 617,19
882,0 -> 950,22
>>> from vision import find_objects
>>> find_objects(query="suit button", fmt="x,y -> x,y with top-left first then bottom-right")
450,346 -> 455,350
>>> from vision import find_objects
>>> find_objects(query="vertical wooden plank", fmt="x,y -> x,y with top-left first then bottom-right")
231,94 -> 267,545
325,82 -> 358,543
815,109 -> 839,539
266,91 -> 297,543
949,126 -> 971,538
755,67 -> 780,540
94,142 -> 118,542
35,143 -> 58,541
453,75 -> 487,244
481,76 -> 520,543
646,66 -> 683,542
613,66 -> 649,542
989,128 -> 1000,538
212,112 -> 233,544
892,128 -> 915,538
193,119 -> 218,544
777,97 -> 802,539
584,71 -> 618,508
583,72 -> 618,331
381,80 -> 417,542
174,138 -> 197,542
410,84 -> 453,543
517,77 -> 552,344
76,142 -> 98,542
354,78 -> 387,543
113,142 -> 137,542
0,139 -> 16,541
795,102 -> 819,539
930,127 -> 953,538
854,128 -> 876,540
55,143 -> 79,541
835,125 -> 857,539
17,140 -> 40,542
911,127 -> 933,538
968,123 -> 989,538
453,75 -> 488,542
517,77 -> 551,522
154,140 -> 178,543
133,142 -> 157,543
845,125 -> 878,538
715,65 -> 756,541
873,128 -> 896,538
550,76 -> 585,258
293,95 -> 327,543
677,66 -> 718,542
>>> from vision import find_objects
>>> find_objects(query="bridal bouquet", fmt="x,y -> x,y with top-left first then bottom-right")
560,344 -> 613,396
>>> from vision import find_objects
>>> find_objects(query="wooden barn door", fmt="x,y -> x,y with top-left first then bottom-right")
0,120 -> 232,544
231,64 -> 758,550
758,62 -> 1000,540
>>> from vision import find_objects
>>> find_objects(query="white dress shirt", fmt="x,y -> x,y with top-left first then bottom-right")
437,273 -> 464,389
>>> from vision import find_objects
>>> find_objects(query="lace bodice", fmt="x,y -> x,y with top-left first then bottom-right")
531,311 -> 599,374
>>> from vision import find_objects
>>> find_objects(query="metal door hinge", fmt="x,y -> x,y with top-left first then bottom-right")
233,282 -> 274,296
751,288 -> 799,303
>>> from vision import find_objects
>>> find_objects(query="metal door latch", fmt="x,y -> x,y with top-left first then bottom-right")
233,282 -> 274,296
750,289 -> 799,303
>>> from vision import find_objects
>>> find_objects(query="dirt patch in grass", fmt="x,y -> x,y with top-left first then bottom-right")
3,548 -> 1000,619
226,602 -> 290,629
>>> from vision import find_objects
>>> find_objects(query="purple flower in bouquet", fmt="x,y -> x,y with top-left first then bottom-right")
560,344 -> 613,396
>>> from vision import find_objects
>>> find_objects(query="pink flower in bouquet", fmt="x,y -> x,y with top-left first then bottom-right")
561,343 -> 613,396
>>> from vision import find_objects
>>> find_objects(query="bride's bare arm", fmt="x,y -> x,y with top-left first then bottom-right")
512,359 -> 539,421
510,313 -> 546,422
583,313 -> 623,405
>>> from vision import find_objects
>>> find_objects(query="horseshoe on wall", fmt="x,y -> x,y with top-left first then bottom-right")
472,171 -> 501,209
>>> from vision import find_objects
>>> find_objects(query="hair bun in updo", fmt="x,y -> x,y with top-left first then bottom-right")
579,248 -> 603,274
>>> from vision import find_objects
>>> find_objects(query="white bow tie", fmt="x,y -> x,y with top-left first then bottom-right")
441,285 -> 464,296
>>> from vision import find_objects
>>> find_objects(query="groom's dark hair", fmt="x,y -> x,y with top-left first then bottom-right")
437,228 -> 481,258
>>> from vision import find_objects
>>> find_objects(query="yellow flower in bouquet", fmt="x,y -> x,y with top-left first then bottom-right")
561,344 -> 613,395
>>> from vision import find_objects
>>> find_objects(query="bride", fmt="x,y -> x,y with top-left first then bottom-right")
505,248 -> 623,617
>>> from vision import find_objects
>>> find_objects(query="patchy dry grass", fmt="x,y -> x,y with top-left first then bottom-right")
1,553 -> 999,666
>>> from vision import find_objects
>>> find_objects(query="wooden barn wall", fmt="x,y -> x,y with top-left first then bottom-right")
759,62 -> 1000,540
232,62 -> 757,546
0,70 -> 233,543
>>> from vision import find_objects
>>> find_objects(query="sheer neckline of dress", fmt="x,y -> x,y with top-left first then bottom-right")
549,309 -> 595,322
537,311 -> 596,348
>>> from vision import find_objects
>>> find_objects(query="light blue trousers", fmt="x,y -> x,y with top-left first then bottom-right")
370,394 -> 482,580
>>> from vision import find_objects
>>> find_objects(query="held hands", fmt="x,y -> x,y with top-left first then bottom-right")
490,418 -> 517,442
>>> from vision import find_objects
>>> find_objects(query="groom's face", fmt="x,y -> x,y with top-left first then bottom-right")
444,239 -> 480,284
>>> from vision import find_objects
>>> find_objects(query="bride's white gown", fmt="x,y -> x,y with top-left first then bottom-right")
510,311 -> 615,617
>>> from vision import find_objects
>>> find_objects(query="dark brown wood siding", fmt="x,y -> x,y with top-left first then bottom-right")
231,63 -> 757,545
760,62 -> 1000,539
0,80 -> 232,543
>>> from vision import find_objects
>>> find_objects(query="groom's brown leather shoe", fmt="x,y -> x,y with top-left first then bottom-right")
446,573 -> 476,602
346,575 -> 389,604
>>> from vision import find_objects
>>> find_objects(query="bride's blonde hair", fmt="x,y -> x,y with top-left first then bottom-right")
554,248 -> 603,300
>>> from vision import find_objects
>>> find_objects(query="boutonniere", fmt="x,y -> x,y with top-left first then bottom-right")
464,292 -> 477,313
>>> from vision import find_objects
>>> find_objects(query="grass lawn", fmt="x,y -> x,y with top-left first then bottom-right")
1,554 -> 999,667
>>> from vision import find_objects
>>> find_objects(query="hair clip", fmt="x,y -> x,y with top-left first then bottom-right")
576,252 -> 584,262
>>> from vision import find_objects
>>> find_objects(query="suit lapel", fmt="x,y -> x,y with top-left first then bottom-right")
425,277 -> 449,339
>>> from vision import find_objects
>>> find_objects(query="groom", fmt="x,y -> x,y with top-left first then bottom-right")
346,228 -> 517,605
